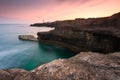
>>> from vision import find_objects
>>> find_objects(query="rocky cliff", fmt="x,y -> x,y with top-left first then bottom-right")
1,12 -> 120,80
31,22 -> 55,27
37,12 -> 120,53
0,52 -> 120,80
31,12 -> 120,28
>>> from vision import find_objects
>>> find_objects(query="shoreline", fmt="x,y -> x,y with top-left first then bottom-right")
38,39 -> 81,53
18,35 -> 80,53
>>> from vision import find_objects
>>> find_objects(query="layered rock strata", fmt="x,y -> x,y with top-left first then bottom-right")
37,12 -> 120,53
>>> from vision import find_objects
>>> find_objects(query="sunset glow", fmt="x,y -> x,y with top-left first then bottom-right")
0,0 -> 120,23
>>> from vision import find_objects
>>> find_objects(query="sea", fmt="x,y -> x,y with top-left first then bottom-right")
0,24 -> 75,71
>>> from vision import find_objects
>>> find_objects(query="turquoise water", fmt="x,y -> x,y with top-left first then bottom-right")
0,24 -> 75,71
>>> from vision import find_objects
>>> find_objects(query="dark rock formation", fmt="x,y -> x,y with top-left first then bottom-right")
30,22 -> 55,27
18,35 -> 38,41
0,52 -> 120,80
31,12 -> 120,28
37,12 -> 120,53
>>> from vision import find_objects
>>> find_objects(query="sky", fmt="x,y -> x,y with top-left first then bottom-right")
0,0 -> 120,23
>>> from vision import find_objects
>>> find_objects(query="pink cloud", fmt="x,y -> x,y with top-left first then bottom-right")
0,0 -> 120,23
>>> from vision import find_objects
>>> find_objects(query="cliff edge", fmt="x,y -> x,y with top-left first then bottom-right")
37,12 -> 120,53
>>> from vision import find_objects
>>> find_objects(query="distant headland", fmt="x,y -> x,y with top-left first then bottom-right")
35,12 -> 120,53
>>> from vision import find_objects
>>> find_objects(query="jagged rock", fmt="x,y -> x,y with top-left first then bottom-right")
0,52 -> 120,80
37,12 -> 120,53
32,52 -> 120,80
18,35 -> 38,41
0,68 -> 41,80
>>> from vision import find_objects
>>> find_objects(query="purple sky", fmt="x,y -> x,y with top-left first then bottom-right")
0,0 -> 120,23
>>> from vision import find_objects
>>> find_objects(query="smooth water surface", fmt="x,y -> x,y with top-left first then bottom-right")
0,24 -> 75,70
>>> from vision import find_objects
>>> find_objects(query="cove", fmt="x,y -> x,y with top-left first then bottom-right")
18,42 -> 76,70
0,24 -> 75,71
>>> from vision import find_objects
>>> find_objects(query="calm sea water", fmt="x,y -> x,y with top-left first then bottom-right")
0,24 -> 75,71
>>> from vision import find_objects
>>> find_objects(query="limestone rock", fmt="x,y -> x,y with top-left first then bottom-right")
0,52 -> 120,80
18,35 -> 38,41
37,12 -> 120,53
32,52 -> 120,80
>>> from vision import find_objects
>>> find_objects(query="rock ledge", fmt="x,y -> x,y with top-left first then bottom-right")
18,35 -> 38,41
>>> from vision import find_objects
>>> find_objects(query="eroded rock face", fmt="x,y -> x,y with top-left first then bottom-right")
0,69 -> 41,80
32,52 -> 120,80
0,52 -> 120,80
37,12 -> 120,53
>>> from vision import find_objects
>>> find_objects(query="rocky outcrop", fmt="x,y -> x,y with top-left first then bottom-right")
2,12 -> 119,80
0,52 -> 120,80
31,12 -> 120,28
32,52 -> 120,80
37,12 -> 120,53
30,22 -> 55,27
0,68 -> 40,80
18,35 -> 38,41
